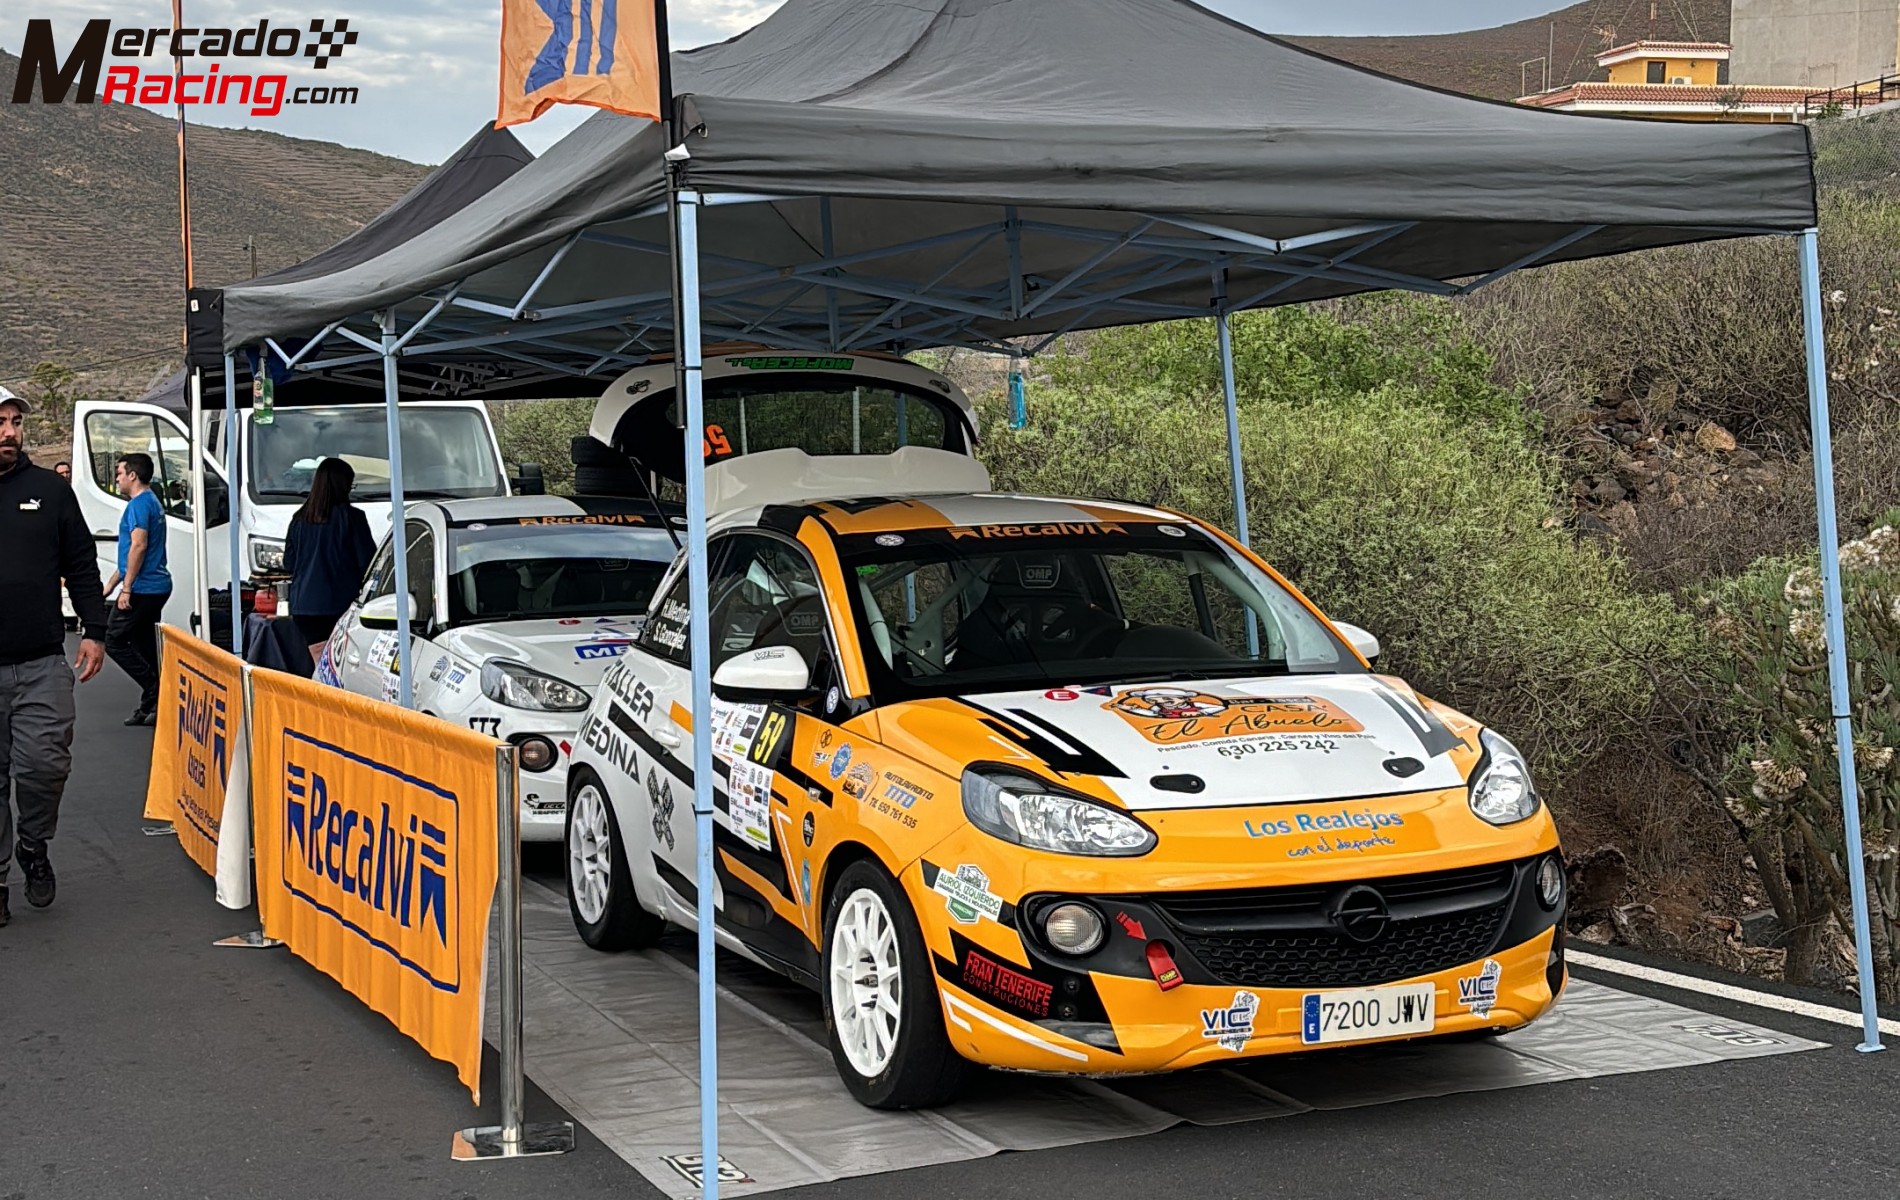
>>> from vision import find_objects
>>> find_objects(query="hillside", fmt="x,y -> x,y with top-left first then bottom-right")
1288,0 -> 1732,100
0,47 -> 429,397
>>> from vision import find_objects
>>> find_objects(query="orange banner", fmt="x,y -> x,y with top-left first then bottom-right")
144,626 -> 248,893
497,0 -> 662,128
249,671 -> 501,1100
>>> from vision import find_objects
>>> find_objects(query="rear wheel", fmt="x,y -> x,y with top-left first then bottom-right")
566,774 -> 663,951
821,860 -> 968,1109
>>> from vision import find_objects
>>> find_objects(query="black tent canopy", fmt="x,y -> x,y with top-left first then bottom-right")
213,0 -> 1815,388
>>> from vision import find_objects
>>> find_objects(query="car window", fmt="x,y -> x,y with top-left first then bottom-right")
405,521 -> 436,621
85,411 -> 192,518
708,535 -> 829,672
447,526 -> 674,623
363,536 -> 399,602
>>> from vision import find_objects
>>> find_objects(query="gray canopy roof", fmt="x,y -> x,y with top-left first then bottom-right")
217,0 -> 1816,376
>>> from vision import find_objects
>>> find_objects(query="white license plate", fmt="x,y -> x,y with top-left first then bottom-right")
1301,982 -> 1436,1045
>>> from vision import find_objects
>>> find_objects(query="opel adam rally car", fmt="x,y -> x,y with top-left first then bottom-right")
320,495 -> 677,839
563,433 -> 1568,1108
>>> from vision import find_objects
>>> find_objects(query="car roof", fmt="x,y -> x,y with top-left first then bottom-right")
428,494 -> 676,530
746,492 -> 1190,538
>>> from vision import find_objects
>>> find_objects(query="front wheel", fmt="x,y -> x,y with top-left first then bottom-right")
821,860 -> 969,1109
566,774 -> 663,951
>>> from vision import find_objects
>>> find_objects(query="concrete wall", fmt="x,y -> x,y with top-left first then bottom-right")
1731,0 -> 1900,87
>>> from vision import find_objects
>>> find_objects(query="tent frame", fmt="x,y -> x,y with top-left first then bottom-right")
198,186 -> 1886,1200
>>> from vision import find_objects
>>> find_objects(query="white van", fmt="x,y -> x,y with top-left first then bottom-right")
72,394 -> 515,633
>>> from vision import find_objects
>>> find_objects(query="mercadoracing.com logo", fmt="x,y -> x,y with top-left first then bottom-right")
11,18 -> 361,117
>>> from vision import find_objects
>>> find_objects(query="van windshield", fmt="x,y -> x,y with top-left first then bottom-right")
249,407 -> 505,502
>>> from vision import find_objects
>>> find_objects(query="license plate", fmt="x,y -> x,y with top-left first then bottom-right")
1301,982 -> 1436,1045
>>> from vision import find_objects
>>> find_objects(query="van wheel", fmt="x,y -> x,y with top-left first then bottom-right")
566,774 -> 663,951
821,860 -> 968,1109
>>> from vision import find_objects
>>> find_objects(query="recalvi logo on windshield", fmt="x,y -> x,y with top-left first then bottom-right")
11,17 -> 361,117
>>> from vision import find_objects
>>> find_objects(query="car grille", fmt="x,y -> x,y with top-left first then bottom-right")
1150,861 -> 1519,989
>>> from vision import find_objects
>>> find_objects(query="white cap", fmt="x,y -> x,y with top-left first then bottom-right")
0,384 -> 26,413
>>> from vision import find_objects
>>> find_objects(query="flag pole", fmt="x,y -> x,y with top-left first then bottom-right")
173,0 -> 211,637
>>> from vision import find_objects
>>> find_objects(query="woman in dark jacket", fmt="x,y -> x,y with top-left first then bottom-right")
283,457 -> 376,648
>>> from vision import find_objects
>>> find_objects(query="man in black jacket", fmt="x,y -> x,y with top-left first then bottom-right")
0,389 -> 107,926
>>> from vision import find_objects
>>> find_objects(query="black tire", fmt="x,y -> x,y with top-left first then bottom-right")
569,436 -> 628,468
821,859 -> 969,1109
565,771 -> 664,951
572,465 -> 649,496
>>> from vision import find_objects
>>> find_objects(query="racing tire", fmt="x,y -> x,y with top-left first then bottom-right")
571,465 -> 649,497
565,772 -> 664,952
821,859 -> 969,1109
569,436 -> 629,468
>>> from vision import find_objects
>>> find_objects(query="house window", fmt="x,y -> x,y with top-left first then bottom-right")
1647,60 -> 1667,83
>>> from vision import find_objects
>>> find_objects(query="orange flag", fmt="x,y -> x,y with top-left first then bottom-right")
498,0 -> 662,128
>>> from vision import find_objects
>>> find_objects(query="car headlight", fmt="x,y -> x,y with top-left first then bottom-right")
960,769 -> 1156,857
1469,729 -> 1539,825
480,660 -> 590,711
250,536 -> 286,574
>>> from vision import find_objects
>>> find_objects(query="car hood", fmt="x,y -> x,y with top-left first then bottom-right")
436,616 -> 646,689
954,673 -> 1475,811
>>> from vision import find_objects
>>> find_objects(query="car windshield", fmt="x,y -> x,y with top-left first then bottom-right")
249,406 -> 505,501
447,525 -> 675,622
837,520 -> 1360,700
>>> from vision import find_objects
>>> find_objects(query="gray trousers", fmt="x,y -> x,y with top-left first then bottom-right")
0,655 -> 76,886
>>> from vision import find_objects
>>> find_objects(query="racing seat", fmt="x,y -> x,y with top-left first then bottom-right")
954,553 -> 1121,670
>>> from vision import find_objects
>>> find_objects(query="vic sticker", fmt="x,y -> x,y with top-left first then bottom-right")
1201,990 -> 1259,1052
1458,959 -> 1502,1018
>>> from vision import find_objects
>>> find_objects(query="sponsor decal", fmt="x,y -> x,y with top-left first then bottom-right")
824,685 -> 840,714
1043,688 -> 1079,701
169,659 -> 231,845
727,758 -> 774,851
647,766 -> 676,852
874,533 -> 906,547
515,513 -> 651,526
788,609 -> 826,636
934,863 -> 1002,925
559,618 -> 581,626
1145,942 -> 1184,991
723,355 -> 854,371
603,665 -> 655,720
579,711 -> 635,777
443,664 -> 470,692
575,642 -> 627,660
1113,911 -> 1146,939
961,949 -> 1054,1018
801,811 -> 815,847
427,655 -> 449,683
661,1153 -> 751,1188
13,16 -> 362,118
468,716 -> 502,738
880,772 -> 931,808
1458,959 -> 1502,1018
649,599 -> 690,653
1201,989 -> 1260,1053
841,760 -> 874,800
948,521 -> 1127,540
1245,807 -> 1406,859
799,859 -> 813,904
1107,689 -> 1364,747
1157,524 -> 1187,538
1672,1021 -> 1784,1048
828,743 -> 852,780
18,498 -> 41,511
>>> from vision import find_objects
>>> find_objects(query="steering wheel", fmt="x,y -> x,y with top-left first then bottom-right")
1032,601 -> 1124,660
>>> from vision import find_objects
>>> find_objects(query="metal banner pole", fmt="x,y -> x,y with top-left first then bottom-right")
1797,227 -> 1885,1053
222,355 -> 242,655
189,367 -> 211,636
380,312 -> 413,706
213,663 -> 281,946
1214,266 -> 1259,657
677,188 -> 724,1200
452,744 -> 574,1157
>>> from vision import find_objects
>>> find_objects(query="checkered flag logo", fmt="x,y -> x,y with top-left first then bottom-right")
304,18 -> 358,69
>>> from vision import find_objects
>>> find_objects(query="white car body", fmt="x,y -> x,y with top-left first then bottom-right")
323,495 -> 678,840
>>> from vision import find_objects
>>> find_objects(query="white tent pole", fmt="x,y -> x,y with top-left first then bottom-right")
1214,266 -> 1259,657
677,188 -> 723,1198
380,310 -> 413,707
189,367 -> 210,636
1798,226 -> 1885,1052
223,355 -> 241,654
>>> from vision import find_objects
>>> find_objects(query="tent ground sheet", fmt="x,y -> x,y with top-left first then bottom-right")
496,880 -> 1820,1199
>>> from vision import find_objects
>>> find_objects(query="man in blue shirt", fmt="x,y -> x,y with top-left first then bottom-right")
101,453 -> 172,726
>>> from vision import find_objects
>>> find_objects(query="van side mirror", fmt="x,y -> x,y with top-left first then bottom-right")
1334,621 -> 1381,661
359,592 -> 417,630
712,646 -> 814,702
513,463 -> 546,495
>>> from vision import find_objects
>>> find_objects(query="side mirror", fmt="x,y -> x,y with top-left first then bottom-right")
1334,621 -> 1381,662
359,592 -> 417,631
204,476 -> 230,527
513,463 -> 546,496
712,646 -> 813,702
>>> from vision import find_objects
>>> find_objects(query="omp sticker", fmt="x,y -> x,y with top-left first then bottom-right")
935,864 -> 1002,925
1107,688 -> 1364,747
1201,990 -> 1259,1052
1458,959 -> 1502,1018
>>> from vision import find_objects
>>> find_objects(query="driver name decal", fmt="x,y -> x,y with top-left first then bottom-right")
1106,689 -> 1365,747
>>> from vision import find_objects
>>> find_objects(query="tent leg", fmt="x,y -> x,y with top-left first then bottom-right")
1214,270 -> 1258,656
189,367 -> 210,637
381,311 -> 412,707
676,189 -> 723,1198
223,355 -> 241,655
1798,227 -> 1886,1052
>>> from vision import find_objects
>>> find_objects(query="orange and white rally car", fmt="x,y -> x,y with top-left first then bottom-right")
563,366 -> 1565,1109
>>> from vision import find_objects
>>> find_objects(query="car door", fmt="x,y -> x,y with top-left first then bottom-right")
337,518 -> 444,703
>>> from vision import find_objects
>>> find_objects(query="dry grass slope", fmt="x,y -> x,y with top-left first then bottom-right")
0,48 -> 428,395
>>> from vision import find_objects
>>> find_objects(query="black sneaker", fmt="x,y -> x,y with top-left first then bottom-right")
17,845 -> 54,909
125,708 -> 153,727
0,885 -> 10,927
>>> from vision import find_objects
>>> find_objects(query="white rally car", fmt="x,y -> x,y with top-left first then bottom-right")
320,495 -> 679,839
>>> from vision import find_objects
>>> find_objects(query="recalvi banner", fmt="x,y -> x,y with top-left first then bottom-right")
144,626 -> 254,908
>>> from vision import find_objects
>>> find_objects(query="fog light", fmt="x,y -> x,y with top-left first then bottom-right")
516,736 -> 557,773
1536,855 -> 1565,909
1043,903 -> 1105,955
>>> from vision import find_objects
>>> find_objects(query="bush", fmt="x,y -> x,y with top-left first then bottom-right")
1701,526 -> 1900,999
978,378 -> 1693,787
489,397 -> 594,495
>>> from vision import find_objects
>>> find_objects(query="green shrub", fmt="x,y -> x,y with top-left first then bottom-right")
979,380 -> 1692,787
489,397 -> 593,495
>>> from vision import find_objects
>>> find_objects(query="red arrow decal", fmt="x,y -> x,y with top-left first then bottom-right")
1115,911 -> 1146,940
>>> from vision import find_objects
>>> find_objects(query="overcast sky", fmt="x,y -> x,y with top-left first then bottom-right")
4,2 -> 1559,162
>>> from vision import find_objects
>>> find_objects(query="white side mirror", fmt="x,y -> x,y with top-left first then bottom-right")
1334,621 -> 1381,661
359,592 -> 418,630
712,646 -> 813,700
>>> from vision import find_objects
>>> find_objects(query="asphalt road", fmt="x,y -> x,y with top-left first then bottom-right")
2,652 -> 1897,1199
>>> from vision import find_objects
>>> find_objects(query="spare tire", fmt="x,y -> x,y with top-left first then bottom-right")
570,436 -> 628,468
572,465 -> 649,496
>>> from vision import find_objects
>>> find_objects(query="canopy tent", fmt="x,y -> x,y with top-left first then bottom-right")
182,0 -> 1882,1173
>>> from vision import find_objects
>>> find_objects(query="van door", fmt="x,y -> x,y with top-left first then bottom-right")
74,401 -> 229,633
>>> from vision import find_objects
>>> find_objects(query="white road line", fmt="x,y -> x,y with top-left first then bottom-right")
1568,949 -> 1900,1040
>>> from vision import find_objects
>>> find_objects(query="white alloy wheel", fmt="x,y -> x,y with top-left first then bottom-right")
568,783 -> 614,925
829,887 -> 904,1078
